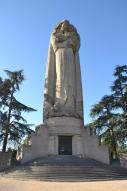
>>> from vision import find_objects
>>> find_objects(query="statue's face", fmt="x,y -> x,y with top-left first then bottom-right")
61,21 -> 70,32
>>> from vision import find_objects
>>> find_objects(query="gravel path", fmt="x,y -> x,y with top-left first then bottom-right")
0,178 -> 127,191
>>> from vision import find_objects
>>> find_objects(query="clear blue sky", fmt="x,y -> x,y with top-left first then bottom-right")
0,0 -> 127,128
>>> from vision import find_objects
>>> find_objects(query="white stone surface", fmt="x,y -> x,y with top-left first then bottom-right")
82,128 -> 110,164
44,20 -> 83,120
19,122 -> 110,164
19,125 -> 49,164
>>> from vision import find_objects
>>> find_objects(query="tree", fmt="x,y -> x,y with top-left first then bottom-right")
90,95 -> 119,159
111,65 -> 127,112
89,65 -> 127,160
0,70 -> 36,152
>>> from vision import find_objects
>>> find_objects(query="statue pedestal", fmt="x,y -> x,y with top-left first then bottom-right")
18,117 -> 110,165
45,117 -> 84,156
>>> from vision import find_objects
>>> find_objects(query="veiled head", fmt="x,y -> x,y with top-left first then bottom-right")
53,20 -> 77,34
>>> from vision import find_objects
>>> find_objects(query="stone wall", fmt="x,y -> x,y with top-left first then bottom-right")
17,125 -> 49,164
82,128 -> 110,164
120,153 -> 127,169
0,152 -> 12,171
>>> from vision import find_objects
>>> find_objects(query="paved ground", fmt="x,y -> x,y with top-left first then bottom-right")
0,178 -> 127,191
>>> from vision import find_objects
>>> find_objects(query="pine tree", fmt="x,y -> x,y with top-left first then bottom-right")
0,70 -> 36,152
89,65 -> 127,160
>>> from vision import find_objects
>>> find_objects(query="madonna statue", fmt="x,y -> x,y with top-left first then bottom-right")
43,20 -> 83,121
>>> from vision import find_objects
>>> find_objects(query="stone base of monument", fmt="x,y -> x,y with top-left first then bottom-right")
17,117 -> 110,165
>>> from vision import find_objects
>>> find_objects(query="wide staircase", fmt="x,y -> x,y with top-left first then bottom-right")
0,155 -> 127,181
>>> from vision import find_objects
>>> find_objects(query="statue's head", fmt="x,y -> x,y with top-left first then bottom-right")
53,20 -> 76,34
61,20 -> 70,31
61,20 -> 76,33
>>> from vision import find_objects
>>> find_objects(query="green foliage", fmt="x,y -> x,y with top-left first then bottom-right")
0,70 -> 36,152
89,65 -> 127,159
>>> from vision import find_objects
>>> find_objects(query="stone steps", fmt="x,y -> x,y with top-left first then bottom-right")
27,155 -> 107,166
1,156 -> 127,181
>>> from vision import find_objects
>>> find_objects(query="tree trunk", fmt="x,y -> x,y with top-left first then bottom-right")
112,131 -> 118,159
2,131 -> 9,152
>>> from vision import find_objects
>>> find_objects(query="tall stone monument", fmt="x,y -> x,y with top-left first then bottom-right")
18,20 -> 110,164
43,20 -> 83,120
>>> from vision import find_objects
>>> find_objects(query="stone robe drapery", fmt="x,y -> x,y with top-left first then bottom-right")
43,21 -> 83,121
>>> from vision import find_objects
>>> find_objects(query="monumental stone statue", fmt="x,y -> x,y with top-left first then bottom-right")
17,20 -> 110,165
44,20 -> 83,120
